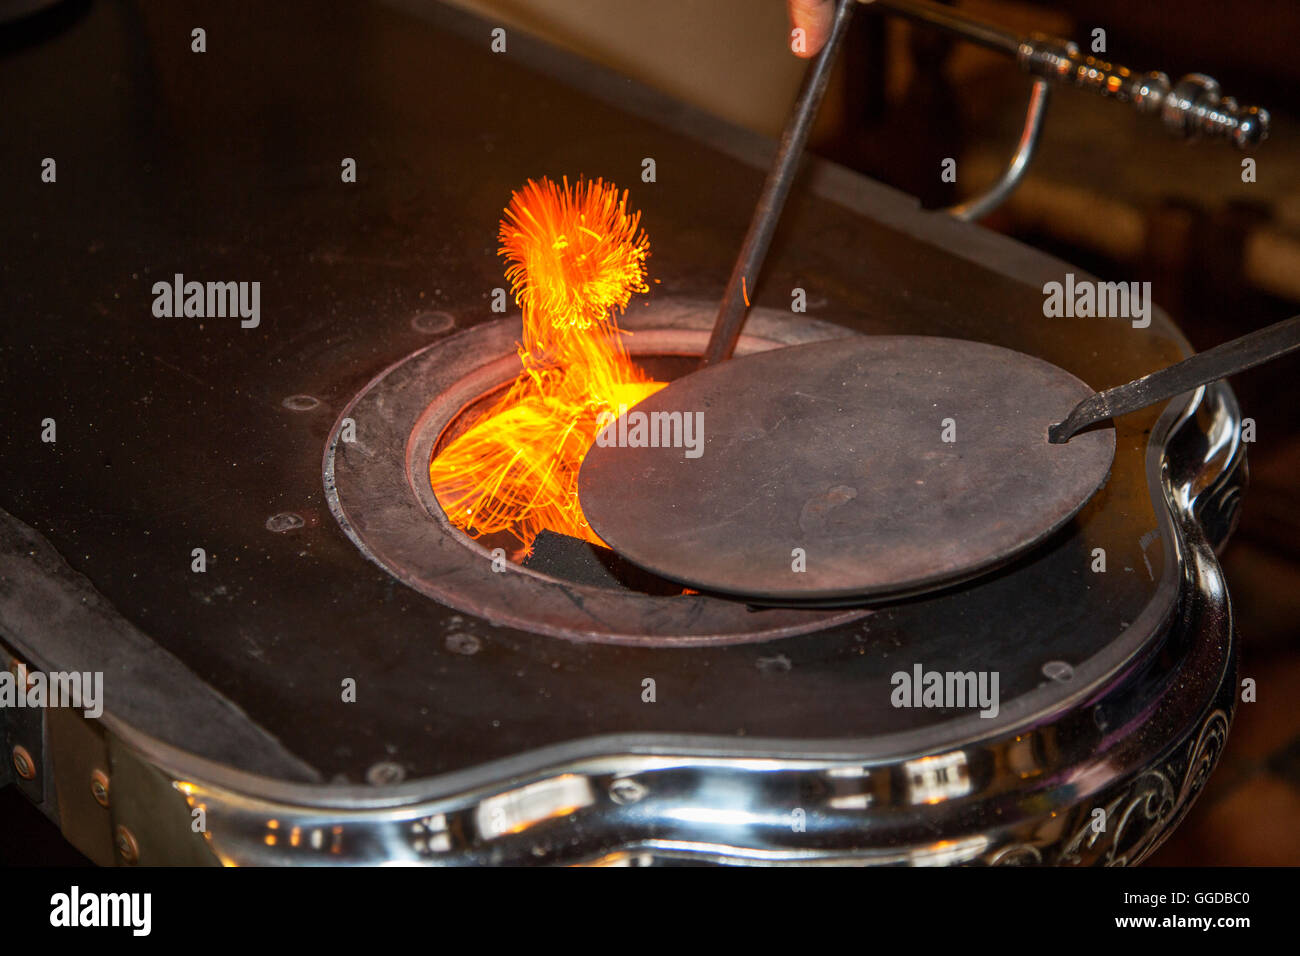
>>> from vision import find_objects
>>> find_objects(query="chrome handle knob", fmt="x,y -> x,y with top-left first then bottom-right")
1017,35 -> 1269,149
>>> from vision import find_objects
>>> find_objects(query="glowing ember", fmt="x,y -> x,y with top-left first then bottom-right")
430,177 -> 665,553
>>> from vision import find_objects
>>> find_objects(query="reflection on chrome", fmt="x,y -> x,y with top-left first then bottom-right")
826,765 -> 874,810
475,774 -> 594,839
911,836 -> 989,866
661,807 -> 762,827
905,751 -> 972,805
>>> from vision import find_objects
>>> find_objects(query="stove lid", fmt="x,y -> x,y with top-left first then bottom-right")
579,335 -> 1115,602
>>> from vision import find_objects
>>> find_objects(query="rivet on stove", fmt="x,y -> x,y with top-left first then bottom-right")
1042,660 -> 1075,682
266,512 -> 305,533
609,777 -> 647,805
366,761 -> 406,786
445,632 -> 482,656
281,394 -> 321,412
91,769 -> 111,808
115,825 -> 140,864
12,745 -> 36,781
411,311 -> 455,335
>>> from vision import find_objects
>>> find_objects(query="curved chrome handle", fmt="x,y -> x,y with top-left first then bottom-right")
948,78 -> 1051,223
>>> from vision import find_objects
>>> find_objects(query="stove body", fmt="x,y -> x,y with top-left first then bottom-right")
0,0 -> 1242,864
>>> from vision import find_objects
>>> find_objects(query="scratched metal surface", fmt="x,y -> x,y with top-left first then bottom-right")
580,336 -> 1116,602
0,0 -> 1191,781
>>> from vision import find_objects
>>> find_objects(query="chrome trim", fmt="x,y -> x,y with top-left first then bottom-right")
948,79 -> 1051,222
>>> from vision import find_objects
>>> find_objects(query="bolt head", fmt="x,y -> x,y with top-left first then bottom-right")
115,826 -> 140,864
91,769 -> 111,808
11,745 -> 35,781
365,761 -> 406,786
609,777 -> 648,805
1043,660 -> 1075,682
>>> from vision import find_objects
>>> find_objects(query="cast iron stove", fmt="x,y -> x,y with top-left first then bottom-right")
0,0 -> 1244,865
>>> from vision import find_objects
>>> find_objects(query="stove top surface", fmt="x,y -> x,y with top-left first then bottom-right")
0,0 -> 1192,785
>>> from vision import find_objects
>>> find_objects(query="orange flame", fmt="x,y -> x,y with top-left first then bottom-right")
430,177 -> 665,552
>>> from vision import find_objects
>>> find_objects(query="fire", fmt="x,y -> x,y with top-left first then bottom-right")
430,177 -> 665,552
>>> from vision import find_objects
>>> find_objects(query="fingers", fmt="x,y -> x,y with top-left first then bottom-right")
788,0 -> 835,58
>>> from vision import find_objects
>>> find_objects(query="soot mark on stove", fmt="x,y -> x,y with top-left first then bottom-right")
799,484 -> 858,535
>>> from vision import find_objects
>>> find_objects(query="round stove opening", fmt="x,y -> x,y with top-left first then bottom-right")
427,351 -> 704,597
325,300 -> 871,645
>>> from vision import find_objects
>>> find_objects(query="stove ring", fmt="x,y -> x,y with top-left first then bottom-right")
324,299 -> 870,645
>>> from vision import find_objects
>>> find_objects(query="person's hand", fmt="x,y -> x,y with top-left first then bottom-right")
788,0 -> 834,58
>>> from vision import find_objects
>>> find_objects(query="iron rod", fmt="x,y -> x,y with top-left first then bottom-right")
866,0 -> 1020,56
1050,314 -> 1300,442
701,0 -> 857,367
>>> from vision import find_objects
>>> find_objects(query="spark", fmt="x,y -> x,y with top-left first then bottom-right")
429,177 -> 665,552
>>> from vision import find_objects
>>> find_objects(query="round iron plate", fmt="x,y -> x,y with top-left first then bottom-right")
578,335 -> 1116,602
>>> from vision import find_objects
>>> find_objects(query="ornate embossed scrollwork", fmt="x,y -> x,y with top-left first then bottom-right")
982,708 -> 1232,867
986,843 -> 1044,866
1056,769 -> 1176,866
1177,709 -> 1230,809
1103,770 -> 1177,866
